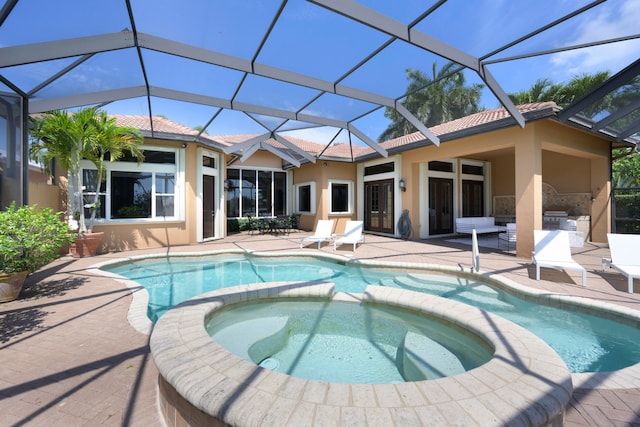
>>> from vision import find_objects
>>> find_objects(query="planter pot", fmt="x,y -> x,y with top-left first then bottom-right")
69,232 -> 105,258
0,271 -> 29,303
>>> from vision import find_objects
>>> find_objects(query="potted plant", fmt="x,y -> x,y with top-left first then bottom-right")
0,203 -> 75,302
29,107 -> 144,257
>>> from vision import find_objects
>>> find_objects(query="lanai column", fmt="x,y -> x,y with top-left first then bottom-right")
515,132 -> 542,258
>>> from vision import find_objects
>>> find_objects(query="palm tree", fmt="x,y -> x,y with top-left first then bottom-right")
84,110 -> 144,230
379,62 -> 484,142
30,107 -> 144,233
508,72 -> 611,109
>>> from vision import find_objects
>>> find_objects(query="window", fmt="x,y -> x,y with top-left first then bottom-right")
428,161 -> 454,173
80,147 -> 180,221
295,182 -> 315,214
462,164 -> 483,175
226,168 -> 287,217
364,162 -> 394,176
329,180 -> 352,214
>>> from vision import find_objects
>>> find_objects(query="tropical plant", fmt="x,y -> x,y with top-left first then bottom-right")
0,203 -> 75,273
613,148 -> 640,188
83,111 -> 144,229
379,61 -> 484,142
29,107 -> 144,233
508,72 -> 611,109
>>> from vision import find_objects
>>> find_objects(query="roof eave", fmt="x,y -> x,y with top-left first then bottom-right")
355,106 -> 559,161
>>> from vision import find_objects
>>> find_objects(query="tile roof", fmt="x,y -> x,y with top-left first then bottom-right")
111,102 -> 558,163
113,115 -> 200,136
376,102 -> 558,153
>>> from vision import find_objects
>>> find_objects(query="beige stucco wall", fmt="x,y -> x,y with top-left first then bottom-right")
95,139 -> 196,252
292,160 -> 357,234
397,120 -> 611,257
23,118 -> 613,256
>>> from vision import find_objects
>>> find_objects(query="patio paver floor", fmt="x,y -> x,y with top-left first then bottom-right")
1,232 -> 639,426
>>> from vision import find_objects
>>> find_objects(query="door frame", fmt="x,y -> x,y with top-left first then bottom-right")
357,155 -> 403,237
364,178 -> 395,234
428,176 -> 454,235
196,148 -> 223,242
419,159 -> 458,239
419,158 -> 491,238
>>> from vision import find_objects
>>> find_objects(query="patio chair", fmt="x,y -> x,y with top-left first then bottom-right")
533,230 -> 586,287
300,220 -> 335,249
603,233 -> 640,294
498,223 -> 516,251
333,220 -> 364,252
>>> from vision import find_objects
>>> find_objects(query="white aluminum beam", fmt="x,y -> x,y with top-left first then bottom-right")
295,113 -> 347,129
0,32 -> 135,68
137,33 -> 251,73
239,142 -> 262,163
310,0 -> 525,126
347,124 -> 388,158
151,87 -> 232,109
394,102 -> 440,146
138,32 -> 398,107
29,86 -> 148,113
272,134 -> 317,163
223,133 -> 272,154
231,101 -> 297,121
310,0 -> 478,71
480,65 -> 525,127
259,142 -> 301,168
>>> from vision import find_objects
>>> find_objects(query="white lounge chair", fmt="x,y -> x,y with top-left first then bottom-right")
300,220 -> 335,249
334,220 -> 364,251
603,233 -> 640,294
533,230 -> 587,287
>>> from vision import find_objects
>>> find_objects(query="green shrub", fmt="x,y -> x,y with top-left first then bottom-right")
0,203 -> 75,273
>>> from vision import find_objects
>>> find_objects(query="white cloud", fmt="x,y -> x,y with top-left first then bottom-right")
550,0 -> 640,78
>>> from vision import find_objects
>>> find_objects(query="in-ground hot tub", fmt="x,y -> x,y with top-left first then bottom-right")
206,298 -> 492,384
150,282 -> 572,426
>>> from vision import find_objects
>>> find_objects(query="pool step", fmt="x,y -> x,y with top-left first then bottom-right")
393,276 -> 457,294
407,273 -> 499,296
400,330 -> 465,381
387,276 -> 513,312
450,291 -> 514,312
210,316 -> 289,362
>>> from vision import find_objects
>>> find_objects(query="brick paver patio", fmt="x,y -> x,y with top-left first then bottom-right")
1,232 -> 639,426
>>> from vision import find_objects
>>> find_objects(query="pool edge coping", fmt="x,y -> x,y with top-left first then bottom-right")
150,282 -> 572,427
89,248 -> 640,391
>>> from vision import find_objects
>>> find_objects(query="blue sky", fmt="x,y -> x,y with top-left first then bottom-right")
2,0 -> 639,145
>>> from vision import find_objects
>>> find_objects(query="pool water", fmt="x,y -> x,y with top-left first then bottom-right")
104,253 -> 640,373
205,299 -> 492,384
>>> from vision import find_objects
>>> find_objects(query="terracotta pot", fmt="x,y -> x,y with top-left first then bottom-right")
0,271 -> 29,303
69,232 -> 105,258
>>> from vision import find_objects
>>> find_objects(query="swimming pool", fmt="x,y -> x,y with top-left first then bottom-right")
103,251 -> 640,373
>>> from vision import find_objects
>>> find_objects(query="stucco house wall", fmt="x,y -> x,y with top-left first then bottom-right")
292,160 -> 357,234
22,105 -> 616,259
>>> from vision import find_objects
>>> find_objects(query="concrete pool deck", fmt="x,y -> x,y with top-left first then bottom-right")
1,232 -> 640,426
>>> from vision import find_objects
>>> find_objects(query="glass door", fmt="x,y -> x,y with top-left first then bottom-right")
429,177 -> 453,235
202,175 -> 215,239
365,179 -> 394,234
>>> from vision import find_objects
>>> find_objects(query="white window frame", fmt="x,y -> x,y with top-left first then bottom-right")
328,179 -> 353,215
79,146 -> 184,223
295,181 -> 316,214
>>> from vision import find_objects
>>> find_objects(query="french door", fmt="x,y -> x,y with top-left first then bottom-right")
364,179 -> 394,234
462,180 -> 484,217
429,177 -> 453,235
202,175 -> 215,239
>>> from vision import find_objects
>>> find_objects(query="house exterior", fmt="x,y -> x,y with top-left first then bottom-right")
5,102 -> 618,259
